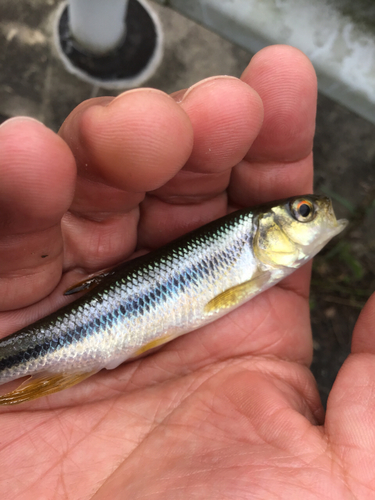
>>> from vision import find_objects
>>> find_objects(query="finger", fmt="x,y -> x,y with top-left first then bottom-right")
59,90 -> 194,270
242,45 -> 317,162
137,192 -> 228,248
325,293 -> 375,489
0,118 -> 76,310
229,45 -> 317,207
60,90 -> 193,192
180,76 -> 263,173
351,292 -> 375,354
138,77 -> 264,248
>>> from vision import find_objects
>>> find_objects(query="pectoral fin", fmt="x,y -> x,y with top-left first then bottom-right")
0,371 -> 96,405
204,272 -> 271,315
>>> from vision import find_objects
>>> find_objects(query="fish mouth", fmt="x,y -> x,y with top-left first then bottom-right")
337,218 -> 349,229
331,217 -> 348,237
322,217 -> 348,241
305,217 -> 348,256
325,197 -> 348,237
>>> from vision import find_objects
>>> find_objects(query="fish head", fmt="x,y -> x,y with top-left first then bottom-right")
254,195 -> 348,268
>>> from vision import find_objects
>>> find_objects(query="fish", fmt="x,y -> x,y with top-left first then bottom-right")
0,195 -> 347,405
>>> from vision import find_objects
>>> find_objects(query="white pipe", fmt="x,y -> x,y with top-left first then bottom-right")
69,0 -> 129,54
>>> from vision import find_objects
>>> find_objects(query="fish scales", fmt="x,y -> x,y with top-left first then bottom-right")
0,195 -> 347,404
0,210 -> 258,384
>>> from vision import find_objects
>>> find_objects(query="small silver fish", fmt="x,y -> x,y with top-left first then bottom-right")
0,195 -> 347,404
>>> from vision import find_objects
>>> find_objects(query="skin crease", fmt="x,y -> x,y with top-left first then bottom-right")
0,45 -> 374,499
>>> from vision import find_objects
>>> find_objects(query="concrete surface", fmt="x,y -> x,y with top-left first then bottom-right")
0,0 -> 374,406
155,0 -> 375,125
0,0 -> 250,129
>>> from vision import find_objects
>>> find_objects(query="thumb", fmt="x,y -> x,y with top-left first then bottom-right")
351,291 -> 375,355
324,292 -> 375,489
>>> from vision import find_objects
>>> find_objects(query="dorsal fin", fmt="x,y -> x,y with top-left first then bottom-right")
64,268 -> 114,295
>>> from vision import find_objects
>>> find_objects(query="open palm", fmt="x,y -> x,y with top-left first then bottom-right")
0,45 -> 374,499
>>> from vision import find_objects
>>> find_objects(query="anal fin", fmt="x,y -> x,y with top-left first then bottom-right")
0,371 -> 96,405
205,271 -> 271,315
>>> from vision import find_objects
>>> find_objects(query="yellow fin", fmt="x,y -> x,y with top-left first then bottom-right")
204,272 -> 271,315
133,335 -> 174,357
0,371 -> 96,405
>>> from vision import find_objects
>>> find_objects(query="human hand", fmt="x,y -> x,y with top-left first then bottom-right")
0,45 -> 374,499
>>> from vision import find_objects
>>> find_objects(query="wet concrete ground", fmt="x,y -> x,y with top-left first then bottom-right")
0,0 -> 374,407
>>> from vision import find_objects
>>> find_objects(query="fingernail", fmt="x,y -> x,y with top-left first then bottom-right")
109,87 -> 168,106
170,89 -> 187,104
0,116 -> 44,130
181,75 -> 239,102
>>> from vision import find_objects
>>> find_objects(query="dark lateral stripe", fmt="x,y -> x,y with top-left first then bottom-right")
0,323 -> 87,371
0,240 -> 242,372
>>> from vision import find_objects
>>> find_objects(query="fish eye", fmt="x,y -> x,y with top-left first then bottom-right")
290,199 -> 316,223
